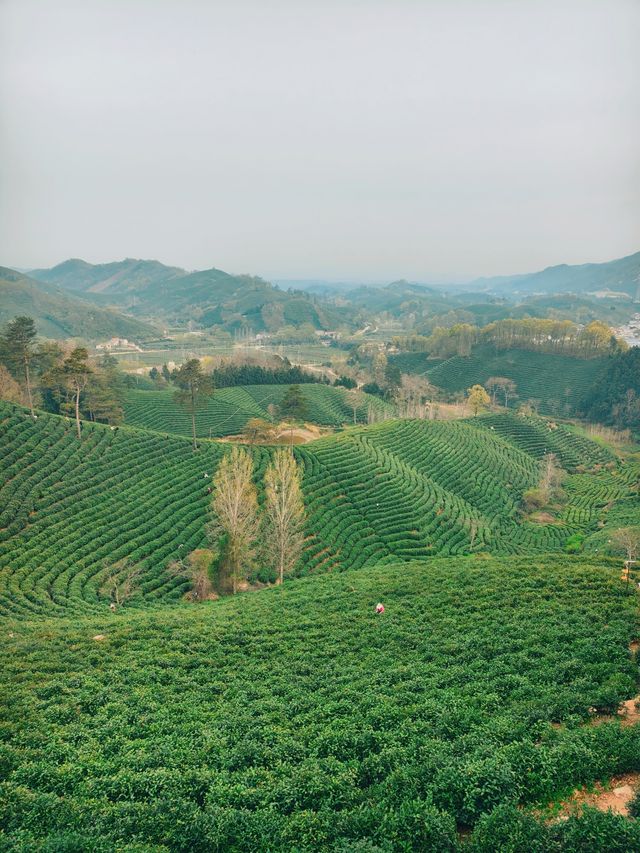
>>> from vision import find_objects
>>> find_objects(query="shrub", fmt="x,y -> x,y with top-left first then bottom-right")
523,488 -> 547,510
470,804 -> 550,853
549,806 -> 640,852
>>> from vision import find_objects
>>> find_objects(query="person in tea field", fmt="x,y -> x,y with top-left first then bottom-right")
375,603 -> 385,614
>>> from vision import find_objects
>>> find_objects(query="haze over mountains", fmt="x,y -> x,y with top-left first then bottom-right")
3,249 -> 638,342
29,258 -> 348,332
0,266 -> 157,340
280,251 -> 640,300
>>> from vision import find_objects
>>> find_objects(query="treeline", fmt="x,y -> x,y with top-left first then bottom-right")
394,318 -> 623,359
151,362 -> 321,388
582,347 -> 640,429
0,316 -> 126,437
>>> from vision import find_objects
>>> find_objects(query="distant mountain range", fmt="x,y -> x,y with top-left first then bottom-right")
29,258 -> 352,331
277,252 -> 640,301
13,249 -> 639,341
469,251 -> 640,299
0,266 -> 157,340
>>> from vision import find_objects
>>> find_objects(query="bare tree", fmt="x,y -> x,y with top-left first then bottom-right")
485,376 -> 517,407
167,548 -> 215,601
539,452 -> 563,498
209,446 -> 260,594
102,559 -> 143,608
264,449 -> 305,584
611,527 -> 640,563
0,364 -> 24,404
243,417 -> 276,444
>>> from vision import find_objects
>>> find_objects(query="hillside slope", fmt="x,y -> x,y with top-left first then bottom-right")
1,404 -> 635,619
0,266 -> 156,340
471,250 -> 640,298
29,258 -> 186,296
394,346 -> 609,416
30,259 -> 353,330
2,556 -> 639,850
123,384 -> 394,437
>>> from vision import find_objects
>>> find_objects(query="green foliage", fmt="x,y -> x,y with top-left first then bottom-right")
407,345 -> 609,416
279,384 -> 308,420
123,384 -> 393,437
0,267 -> 156,340
0,558 -> 638,849
211,363 -> 321,388
470,804 -> 550,853
564,533 -> 585,554
549,807 -> 640,852
335,375 -> 357,389
1,404 -> 638,617
582,346 -> 640,429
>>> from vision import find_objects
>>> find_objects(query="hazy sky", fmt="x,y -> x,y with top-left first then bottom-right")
1,0 -> 638,281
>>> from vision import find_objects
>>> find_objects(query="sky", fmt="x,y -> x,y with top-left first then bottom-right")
0,0 -> 638,281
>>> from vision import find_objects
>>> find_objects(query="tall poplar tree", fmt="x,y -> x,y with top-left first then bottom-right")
264,449 -> 305,584
209,447 -> 259,594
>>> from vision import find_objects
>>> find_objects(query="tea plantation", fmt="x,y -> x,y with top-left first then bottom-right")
391,347 -> 608,416
1,402 -> 640,850
2,403 -> 637,617
123,384 -> 394,438
2,559 -> 639,851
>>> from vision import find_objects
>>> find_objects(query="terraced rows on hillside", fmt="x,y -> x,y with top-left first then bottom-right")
123,384 -> 394,438
1,403 -> 636,618
400,347 -> 608,415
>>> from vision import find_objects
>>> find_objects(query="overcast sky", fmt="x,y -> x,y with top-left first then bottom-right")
1,0 -> 638,281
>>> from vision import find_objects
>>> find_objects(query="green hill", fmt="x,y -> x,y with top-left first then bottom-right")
2,556 -> 639,850
394,345 -> 608,416
1,403 -> 636,618
0,266 -> 157,341
2,405 -> 640,849
470,250 -> 640,298
30,258 -> 354,331
29,257 -> 186,296
122,384 -> 394,437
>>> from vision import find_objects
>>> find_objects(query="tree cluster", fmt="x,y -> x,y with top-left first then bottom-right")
394,318 -> 623,360
207,446 -> 305,595
0,316 -> 126,437
582,347 -> 640,429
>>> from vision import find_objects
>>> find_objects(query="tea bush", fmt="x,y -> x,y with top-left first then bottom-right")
0,559 -> 638,850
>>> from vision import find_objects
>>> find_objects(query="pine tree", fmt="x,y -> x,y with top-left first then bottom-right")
1,316 -> 37,416
173,359 -> 214,450
279,384 -> 307,420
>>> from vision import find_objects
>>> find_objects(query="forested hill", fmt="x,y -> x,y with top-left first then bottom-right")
0,266 -> 156,340
29,258 -> 355,331
469,250 -> 640,298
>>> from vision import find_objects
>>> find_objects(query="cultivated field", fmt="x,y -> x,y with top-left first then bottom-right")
1,403 -> 637,618
392,347 -> 608,415
2,558 -> 639,850
123,385 -> 394,438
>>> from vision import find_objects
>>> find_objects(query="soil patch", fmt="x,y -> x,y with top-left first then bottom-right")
528,511 -> 559,524
554,773 -> 639,819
